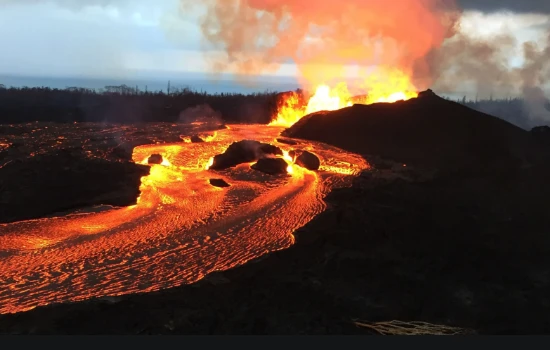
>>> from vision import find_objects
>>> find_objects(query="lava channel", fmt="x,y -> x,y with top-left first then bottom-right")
0,125 -> 368,314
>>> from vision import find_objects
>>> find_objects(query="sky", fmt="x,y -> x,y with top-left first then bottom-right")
0,0 -> 549,90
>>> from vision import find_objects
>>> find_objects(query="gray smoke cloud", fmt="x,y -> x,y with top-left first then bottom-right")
178,104 -> 223,124
520,35 -> 550,122
426,13 -> 550,124
457,0 -> 550,14
177,0 -> 550,124
2,0 -> 549,125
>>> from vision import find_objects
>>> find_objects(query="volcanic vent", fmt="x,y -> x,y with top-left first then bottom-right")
282,90 -> 539,171
270,68 -> 420,128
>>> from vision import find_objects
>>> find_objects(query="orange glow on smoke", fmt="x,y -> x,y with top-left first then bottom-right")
305,85 -> 352,115
357,68 -> 419,105
270,67 -> 419,128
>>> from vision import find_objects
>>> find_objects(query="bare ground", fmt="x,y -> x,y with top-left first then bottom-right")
1,157 -> 549,334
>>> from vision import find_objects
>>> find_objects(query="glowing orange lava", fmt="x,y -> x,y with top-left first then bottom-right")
0,125 -> 369,314
202,132 -> 218,142
205,156 -> 214,170
282,150 -> 296,174
270,67 -> 419,128
305,85 -> 352,115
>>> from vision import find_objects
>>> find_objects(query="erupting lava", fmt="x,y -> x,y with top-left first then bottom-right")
0,125 -> 368,314
282,150 -> 295,174
0,64 -> 415,314
305,85 -> 352,115
270,68 -> 419,128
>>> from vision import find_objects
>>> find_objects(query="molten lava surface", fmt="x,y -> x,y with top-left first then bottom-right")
0,125 -> 368,314
270,68 -> 419,128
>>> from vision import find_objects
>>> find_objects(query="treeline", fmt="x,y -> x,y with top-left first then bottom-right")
0,84 -> 548,129
452,96 -> 550,130
0,84 -> 281,124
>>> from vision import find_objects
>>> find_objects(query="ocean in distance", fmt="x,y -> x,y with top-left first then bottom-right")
0,72 -> 471,101
0,73 -> 301,95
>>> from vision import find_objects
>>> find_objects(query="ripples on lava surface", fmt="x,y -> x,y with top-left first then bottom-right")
0,124 -> 368,314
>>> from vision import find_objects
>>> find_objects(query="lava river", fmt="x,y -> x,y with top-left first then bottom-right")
0,125 -> 368,314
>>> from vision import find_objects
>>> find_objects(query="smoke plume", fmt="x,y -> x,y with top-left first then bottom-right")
181,0 -> 550,123
520,35 -> 550,122
179,0 -> 460,88
178,104 -> 223,125
428,13 -> 550,123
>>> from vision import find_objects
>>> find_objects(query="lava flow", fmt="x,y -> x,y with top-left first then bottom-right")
270,68 -> 419,127
0,125 -> 368,314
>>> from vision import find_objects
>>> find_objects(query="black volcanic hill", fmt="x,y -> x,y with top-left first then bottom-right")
282,90 -> 542,171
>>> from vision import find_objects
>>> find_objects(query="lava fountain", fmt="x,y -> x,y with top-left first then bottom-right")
270,67 -> 419,128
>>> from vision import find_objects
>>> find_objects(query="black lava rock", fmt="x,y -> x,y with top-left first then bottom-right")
209,140 -> 283,170
259,144 -> 283,157
277,138 -> 298,146
251,157 -> 289,175
418,89 -> 436,98
0,152 -> 150,223
110,146 -> 133,161
295,151 -> 321,171
147,154 -> 163,165
531,126 -> 550,136
190,135 -> 205,143
209,178 -> 231,188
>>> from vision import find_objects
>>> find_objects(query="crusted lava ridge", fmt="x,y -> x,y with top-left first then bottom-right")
282,90 -> 545,172
0,151 -> 150,223
209,140 -> 283,170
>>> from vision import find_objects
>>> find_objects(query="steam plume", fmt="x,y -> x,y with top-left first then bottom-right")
178,104 -> 223,125
182,0 -> 550,123
179,0 -> 460,88
428,13 -> 550,123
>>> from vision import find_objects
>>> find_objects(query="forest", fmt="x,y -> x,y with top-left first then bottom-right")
0,84 -> 548,130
